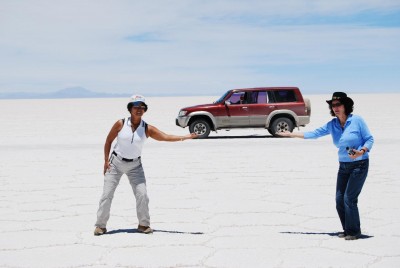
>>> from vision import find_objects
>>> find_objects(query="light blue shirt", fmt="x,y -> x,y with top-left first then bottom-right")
304,114 -> 374,162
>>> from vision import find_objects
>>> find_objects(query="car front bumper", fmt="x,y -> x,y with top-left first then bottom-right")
175,116 -> 190,128
297,116 -> 310,126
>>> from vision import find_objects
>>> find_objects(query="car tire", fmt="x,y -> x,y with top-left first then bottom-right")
269,117 -> 293,137
189,119 -> 211,139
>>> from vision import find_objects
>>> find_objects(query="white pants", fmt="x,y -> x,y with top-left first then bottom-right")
95,154 -> 150,228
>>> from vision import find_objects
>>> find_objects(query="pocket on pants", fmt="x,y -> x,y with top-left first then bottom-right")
352,160 -> 368,178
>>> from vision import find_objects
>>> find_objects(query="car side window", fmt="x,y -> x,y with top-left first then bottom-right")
228,92 -> 245,104
255,91 -> 271,103
273,90 -> 297,103
241,91 -> 274,104
249,91 -> 258,104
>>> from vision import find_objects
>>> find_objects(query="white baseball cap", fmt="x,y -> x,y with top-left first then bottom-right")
129,94 -> 146,104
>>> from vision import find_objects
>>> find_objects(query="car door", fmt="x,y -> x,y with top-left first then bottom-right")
247,91 -> 277,126
223,91 -> 250,127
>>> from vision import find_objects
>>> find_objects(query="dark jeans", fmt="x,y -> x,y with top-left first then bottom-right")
336,159 -> 369,236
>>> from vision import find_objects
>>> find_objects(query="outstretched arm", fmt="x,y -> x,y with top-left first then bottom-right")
147,125 -> 198,141
277,131 -> 305,139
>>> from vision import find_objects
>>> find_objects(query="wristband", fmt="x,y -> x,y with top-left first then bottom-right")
360,149 -> 366,154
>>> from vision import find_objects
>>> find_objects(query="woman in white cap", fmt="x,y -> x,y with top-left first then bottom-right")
279,92 -> 374,240
94,95 -> 197,235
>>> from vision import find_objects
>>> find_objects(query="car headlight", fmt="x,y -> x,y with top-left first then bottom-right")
178,110 -> 188,116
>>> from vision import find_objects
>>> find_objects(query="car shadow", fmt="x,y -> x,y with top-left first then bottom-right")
105,228 -> 204,235
205,135 -> 275,139
280,231 -> 374,239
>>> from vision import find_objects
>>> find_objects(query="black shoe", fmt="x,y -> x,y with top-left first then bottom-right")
338,232 -> 347,238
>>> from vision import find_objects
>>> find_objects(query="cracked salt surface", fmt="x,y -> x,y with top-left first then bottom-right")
0,94 -> 399,267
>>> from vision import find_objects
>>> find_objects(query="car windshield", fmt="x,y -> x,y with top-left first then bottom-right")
214,90 -> 231,103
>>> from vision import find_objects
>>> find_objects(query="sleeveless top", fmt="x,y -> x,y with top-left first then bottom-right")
113,118 -> 148,159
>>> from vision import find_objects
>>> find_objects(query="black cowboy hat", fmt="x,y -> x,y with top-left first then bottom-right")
326,92 -> 354,106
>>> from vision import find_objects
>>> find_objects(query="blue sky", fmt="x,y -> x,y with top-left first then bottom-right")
0,0 -> 399,96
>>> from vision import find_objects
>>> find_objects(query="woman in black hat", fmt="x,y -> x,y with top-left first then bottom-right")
279,92 -> 374,240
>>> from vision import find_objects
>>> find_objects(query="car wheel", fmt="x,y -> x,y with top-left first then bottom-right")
189,119 -> 211,139
270,118 -> 293,137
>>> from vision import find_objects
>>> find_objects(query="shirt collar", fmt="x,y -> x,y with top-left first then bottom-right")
334,114 -> 353,127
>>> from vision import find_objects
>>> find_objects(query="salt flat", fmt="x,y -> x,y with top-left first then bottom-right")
0,93 -> 399,268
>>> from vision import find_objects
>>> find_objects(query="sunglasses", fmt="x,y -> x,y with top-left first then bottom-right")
132,103 -> 146,109
331,102 -> 343,108
133,106 -> 146,110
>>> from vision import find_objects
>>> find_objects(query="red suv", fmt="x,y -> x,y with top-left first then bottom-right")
176,87 -> 311,138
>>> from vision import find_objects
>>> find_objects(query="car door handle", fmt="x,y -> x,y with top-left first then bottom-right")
269,106 -> 275,108
242,106 -> 248,109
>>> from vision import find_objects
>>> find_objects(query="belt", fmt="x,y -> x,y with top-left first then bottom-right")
112,151 -> 140,162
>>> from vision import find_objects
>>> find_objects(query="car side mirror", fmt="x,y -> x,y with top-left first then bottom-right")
225,100 -> 231,105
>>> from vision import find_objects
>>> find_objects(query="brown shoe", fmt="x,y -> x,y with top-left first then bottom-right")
137,225 -> 153,234
94,227 -> 107,236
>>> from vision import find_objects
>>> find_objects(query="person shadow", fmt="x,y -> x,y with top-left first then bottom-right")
105,228 -> 204,235
280,231 -> 374,239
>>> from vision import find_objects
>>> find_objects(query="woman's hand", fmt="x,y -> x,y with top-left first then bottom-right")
276,131 -> 292,137
276,131 -> 304,139
103,160 -> 111,175
348,149 -> 365,160
183,133 -> 198,140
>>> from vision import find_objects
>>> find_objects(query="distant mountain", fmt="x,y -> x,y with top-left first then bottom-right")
0,87 -> 130,99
